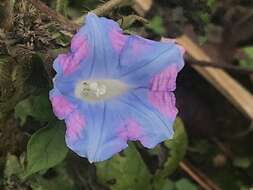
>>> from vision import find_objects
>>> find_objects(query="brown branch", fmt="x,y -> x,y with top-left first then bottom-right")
75,0 -> 128,24
28,0 -> 79,32
93,0 -> 127,16
187,59 -> 253,75
180,161 -> 223,190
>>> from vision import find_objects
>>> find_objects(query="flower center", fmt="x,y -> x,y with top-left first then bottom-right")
75,79 -> 128,102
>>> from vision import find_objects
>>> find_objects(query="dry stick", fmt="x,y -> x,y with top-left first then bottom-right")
75,0 -> 128,24
180,161 -> 223,190
177,35 -> 253,120
211,138 -> 234,159
188,162 -> 223,190
179,162 -> 212,190
187,59 -> 253,75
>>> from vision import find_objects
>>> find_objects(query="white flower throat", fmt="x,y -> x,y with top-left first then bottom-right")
75,79 -> 128,102
83,82 -> 106,97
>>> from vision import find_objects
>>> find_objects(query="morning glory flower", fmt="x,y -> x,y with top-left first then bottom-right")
49,13 -> 185,162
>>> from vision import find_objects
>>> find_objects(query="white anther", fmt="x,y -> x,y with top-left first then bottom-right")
75,79 -> 128,102
99,85 -> 106,95
89,82 -> 98,91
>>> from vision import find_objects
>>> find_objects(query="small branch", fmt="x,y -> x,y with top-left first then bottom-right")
180,161 -> 223,190
75,0 -> 127,25
93,0 -> 127,16
28,0 -> 79,32
188,60 -> 253,75
211,138 -> 234,159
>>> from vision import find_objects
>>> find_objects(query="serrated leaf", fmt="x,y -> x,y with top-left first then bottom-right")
96,143 -> 152,190
155,118 -> 188,178
26,123 -> 68,177
15,92 -> 53,125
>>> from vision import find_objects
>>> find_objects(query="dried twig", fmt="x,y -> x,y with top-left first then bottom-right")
212,138 -> 232,155
75,0 -> 128,24
180,161 -> 223,190
177,35 -> 253,120
187,59 -> 253,75
93,0 -> 127,16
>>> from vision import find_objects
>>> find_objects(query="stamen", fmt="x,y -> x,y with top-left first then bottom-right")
75,79 -> 128,102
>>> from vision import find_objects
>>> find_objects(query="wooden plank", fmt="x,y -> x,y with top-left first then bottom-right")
177,35 -> 253,120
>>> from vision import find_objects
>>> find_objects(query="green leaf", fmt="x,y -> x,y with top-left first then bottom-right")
243,47 -> 253,59
233,157 -> 251,169
56,0 -> 69,16
146,16 -> 166,35
153,179 -> 175,190
155,118 -> 188,178
96,143 -> 152,190
4,154 -> 24,180
207,0 -> 216,9
26,122 -> 68,177
239,47 -> 253,68
175,178 -> 198,190
15,92 -> 53,125
198,36 -> 208,45
31,162 -> 77,190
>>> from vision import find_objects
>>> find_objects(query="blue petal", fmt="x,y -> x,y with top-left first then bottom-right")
65,88 -> 175,162
118,35 -> 184,87
53,13 -> 129,107
54,13 -> 128,81
116,88 -> 175,148
65,102 -> 128,162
